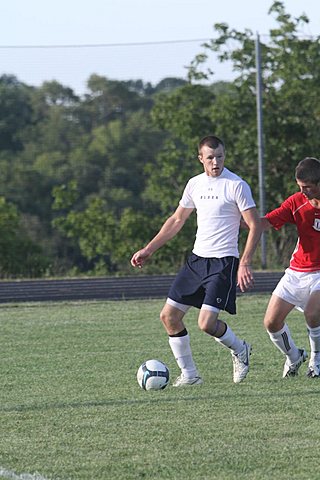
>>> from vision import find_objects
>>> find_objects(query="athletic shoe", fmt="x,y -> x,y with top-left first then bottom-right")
231,341 -> 252,383
306,362 -> 320,378
172,374 -> 203,387
282,349 -> 308,377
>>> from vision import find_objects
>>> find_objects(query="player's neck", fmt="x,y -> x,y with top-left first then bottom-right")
309,198 -> 320,209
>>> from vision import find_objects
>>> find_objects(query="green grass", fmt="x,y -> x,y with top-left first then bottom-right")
0,296 -> 320,480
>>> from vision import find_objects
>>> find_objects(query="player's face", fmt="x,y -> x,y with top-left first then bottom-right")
296,179 -> 320,200
198,145 -> 225,177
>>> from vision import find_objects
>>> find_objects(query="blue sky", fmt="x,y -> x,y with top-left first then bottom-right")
1,0 -> 319,94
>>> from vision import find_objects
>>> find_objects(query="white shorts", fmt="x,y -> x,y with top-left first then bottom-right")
273,268 -> 320,312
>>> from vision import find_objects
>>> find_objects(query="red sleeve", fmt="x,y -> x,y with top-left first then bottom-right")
265,197 -> 295,230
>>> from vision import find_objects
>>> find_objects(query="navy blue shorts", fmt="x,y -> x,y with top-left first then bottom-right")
168,254 -> 239,314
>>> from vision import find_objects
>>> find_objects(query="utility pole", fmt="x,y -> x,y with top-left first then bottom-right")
255,33 -> 267,269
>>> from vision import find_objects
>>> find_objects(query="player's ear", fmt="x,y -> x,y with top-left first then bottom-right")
198,155 -> 203,164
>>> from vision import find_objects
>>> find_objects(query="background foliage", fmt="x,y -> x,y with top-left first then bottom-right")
0,1 -> 319,277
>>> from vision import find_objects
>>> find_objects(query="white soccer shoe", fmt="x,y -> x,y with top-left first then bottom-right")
282,349 -> 308,377
231,341 -> 252,383
172,374 -> 203,387
306,361 -> 320,378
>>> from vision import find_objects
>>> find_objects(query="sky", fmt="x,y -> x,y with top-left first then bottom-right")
1,0 -> 320,95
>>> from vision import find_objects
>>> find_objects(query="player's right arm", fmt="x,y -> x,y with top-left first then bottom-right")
130,205 -> 194,268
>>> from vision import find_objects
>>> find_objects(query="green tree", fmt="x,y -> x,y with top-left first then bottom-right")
0,75 -> 33,151
146,1 -> 320,269
78,74 -> 150,130
52,183 -> 117,274
0,197 -> 49,277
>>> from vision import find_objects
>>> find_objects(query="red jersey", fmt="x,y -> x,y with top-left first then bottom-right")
265,192 -> 320,272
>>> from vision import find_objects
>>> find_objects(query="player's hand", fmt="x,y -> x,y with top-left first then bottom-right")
130,248 -> 151,268
237,265 -> 254,292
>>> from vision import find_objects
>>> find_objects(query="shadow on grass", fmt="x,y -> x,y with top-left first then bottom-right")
2,387 -> 320,413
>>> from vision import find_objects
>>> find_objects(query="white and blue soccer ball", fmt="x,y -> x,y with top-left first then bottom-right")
137,359 -> 170,391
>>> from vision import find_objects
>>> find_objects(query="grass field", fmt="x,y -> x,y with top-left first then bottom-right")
0,295 -> 320,480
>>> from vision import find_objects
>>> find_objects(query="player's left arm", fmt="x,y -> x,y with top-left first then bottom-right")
238,207 -> 261,292
241,216 -> 272,230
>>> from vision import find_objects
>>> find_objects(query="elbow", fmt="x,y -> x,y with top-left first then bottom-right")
249,222 -> 263,237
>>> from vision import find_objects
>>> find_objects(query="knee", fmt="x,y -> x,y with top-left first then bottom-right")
159,308 -> 168,325
198,316 -> 211,333
198,316 -> 205,332
160,306 -> 186,336
263,315 -> 272,331
198,315 -> 219,336
263,314 -> 281,333
304,308 -> 320,328
160,308 -> 177,329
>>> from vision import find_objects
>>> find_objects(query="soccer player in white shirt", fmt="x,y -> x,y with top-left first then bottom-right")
261,157 -> 320,378
131,136 -> 261,385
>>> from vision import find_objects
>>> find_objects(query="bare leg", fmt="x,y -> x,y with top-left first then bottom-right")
198,309 -> 244,354
160,302 -> 186,335
198,308 -> 251,383
304,291 -> 320,329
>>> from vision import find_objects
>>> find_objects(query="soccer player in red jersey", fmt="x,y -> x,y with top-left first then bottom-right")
262,157 -> 320,378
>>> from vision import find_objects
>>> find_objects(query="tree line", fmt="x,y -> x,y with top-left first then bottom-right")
0,1 -> 319,278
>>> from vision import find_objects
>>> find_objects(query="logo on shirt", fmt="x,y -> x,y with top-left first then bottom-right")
313,218 -> 320,231
200,195 -> 219,200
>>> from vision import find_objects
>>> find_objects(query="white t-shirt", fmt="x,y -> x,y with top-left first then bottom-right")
179,168 -> 256,258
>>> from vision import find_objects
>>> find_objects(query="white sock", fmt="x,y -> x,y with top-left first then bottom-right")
168,334 -> 198,379
214,325 -> 244,355
267,324 -> 300,363
308,326 -> 320,364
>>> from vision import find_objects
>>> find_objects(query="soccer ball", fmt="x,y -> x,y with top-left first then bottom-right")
137,359 -> 170,391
